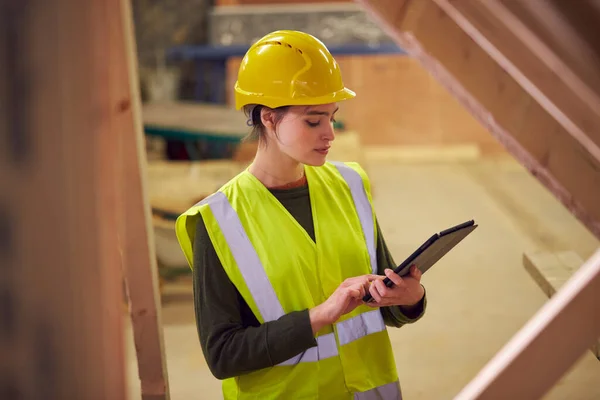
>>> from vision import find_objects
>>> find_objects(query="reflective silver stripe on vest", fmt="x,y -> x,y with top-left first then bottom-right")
201,164 -> 385,365
331,162 -> 377,275
200,192 -> 285,322
336,309 -> 385,346
278,332 -> 338,366
355,380 -> 402,400
330,163 -> 386,343
202,192 -> 340,364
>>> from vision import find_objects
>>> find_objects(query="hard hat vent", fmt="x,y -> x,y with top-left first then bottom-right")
234,30 -> 356,110
256,40 -> 303,55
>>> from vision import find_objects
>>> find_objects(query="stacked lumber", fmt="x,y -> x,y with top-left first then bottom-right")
143,101 -> 248,141
147,160 -> 247,269
147,160 -> 246,216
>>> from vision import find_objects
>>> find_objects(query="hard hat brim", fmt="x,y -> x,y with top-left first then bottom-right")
235,85 -> 356,110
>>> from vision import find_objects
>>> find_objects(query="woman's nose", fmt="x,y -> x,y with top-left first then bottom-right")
322,124 -> 335,141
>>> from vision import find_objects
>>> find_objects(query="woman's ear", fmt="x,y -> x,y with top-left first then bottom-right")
260,108 -> 276,131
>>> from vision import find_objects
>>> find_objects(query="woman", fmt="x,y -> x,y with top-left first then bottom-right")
176,30 -> 427,400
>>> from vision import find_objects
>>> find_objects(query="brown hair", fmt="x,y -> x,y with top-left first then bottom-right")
242,104 -> 290,144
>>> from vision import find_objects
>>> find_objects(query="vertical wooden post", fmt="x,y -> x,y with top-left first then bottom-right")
1,1 -> 127,398
117,0 -> 171,398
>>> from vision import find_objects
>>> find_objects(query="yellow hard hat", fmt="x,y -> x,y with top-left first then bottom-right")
234,30 -> 356,110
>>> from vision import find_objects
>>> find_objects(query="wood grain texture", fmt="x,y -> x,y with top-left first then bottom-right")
118,0 -> 171,397
523,251 -> 580,298
1,1 -> 128,398
147,160 -> 246,215
435,0 -> 600,165
523,251 -> 600,360
357,0 -> 600,397
358,0 -> 600,240
456,249 -> 600,399
500,0 -> 600,100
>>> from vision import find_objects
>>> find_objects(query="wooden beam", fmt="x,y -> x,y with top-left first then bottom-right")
504,0 -> 600,98
523,251 -> 581,298
433,0 -> 600,171
354,0 -> 413,49
523,251 -> 600,360
357,0 -> 600,396
1,1 -> 127,398
116,0 -> 171,398
455,248 -> 600,399
356,0 -> 600,241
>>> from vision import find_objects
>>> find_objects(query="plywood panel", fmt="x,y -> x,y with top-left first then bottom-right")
343,55 -> 439,146
226,54 -> 505,153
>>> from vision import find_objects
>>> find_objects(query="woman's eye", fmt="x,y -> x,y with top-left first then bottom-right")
306,118 -> 336,128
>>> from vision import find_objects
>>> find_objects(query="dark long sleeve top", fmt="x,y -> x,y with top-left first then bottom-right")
192,183 -> 426,380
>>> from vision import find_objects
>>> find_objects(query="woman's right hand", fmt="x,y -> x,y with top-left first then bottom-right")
309,274 -> 379,334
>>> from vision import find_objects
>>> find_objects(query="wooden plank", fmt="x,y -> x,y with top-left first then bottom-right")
434,0 -> 600,166
142,101 -> 248,140
500,0 -> 600,99
455,248 -> 600,399
354,0 -> 411,40
365,144 -> 480,163
523,251 -> 600,360
147,160 -> 246,215
117,0 -> 171,398
147,159 -> 247,272
356,0 -> 600,396
357,0 -> 600,241
0,1 -> 127,398
523,251 -> 580,298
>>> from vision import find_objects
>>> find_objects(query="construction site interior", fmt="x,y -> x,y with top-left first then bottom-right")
3,0 -> 599,399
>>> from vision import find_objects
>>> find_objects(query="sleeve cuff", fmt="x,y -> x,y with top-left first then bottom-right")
390,287 -> 428,323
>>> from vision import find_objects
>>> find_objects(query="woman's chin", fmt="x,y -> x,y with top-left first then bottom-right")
302,152 -> 328,166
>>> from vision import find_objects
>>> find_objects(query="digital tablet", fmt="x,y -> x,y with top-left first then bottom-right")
363,219 -> 478,303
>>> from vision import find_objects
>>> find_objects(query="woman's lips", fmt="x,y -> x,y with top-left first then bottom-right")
315,147 -> 330,155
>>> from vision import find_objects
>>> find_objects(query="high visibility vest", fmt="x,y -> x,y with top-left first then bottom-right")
176,161 -> 402,399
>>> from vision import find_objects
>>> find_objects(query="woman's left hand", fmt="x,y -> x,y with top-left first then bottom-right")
366,265 -> 425,307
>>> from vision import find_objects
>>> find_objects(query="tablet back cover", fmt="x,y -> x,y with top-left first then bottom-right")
396,224 -> 478,276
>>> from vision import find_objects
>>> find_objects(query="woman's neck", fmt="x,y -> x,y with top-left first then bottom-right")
248,144 -> 305,188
